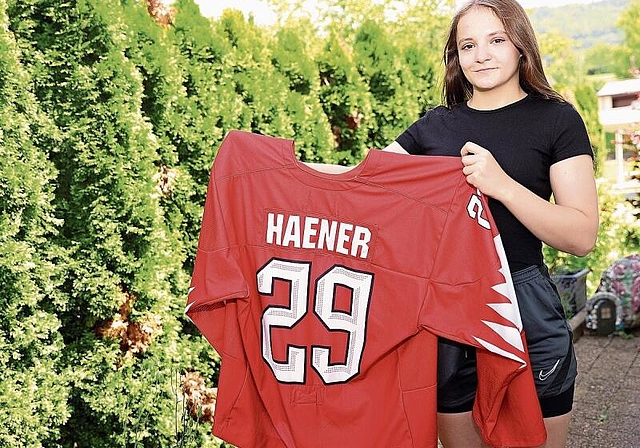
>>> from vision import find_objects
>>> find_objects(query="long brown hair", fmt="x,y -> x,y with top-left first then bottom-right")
442,0 -> 564,108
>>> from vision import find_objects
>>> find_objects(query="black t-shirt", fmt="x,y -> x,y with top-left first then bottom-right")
396,95 -> 593,271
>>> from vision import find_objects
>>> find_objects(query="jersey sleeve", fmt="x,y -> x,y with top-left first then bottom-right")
185,155 -> 249,354
420,183 -> 546,447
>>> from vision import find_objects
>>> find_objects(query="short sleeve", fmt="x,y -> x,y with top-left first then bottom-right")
551,103 -> 593,164
396,113 -> 429,155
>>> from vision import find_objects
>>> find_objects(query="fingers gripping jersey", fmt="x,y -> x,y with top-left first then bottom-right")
186,130 -> 546,448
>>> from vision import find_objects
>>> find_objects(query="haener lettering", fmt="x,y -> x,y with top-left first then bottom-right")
266,212 -> 371,259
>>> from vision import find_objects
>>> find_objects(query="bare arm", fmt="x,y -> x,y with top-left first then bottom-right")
461,142 -> 598,256
382,141 -> 409,154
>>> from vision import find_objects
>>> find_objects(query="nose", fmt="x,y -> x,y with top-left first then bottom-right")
475,44 -> 491,63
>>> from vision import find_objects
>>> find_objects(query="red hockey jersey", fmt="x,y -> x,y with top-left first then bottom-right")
186,130 -> 546,448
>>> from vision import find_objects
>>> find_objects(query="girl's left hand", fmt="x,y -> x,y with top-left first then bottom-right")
460,141 -> 511,200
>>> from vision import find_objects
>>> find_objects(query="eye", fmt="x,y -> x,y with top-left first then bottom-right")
492,37 -> 506,44
460,43 -> 474,51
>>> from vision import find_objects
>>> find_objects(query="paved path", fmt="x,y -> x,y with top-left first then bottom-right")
568,327 -> 640,448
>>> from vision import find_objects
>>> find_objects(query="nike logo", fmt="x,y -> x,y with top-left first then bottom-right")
538,359 -> 561,381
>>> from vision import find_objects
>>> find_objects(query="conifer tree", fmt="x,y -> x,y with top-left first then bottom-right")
0,0 -> 70,444
271,23 -> 334,162
6,0 -> 206,445
171,0 -> 248,192
353,19 -> 423,149
119,1 -> 227,443
317,31 -> 373,165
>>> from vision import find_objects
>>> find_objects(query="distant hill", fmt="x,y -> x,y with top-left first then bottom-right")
526,0 -> 630,50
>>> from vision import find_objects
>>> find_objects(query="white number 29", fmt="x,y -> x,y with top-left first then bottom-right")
257,258 -> 373,384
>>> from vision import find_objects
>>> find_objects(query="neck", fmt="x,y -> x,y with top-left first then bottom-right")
468,87 -> 527,110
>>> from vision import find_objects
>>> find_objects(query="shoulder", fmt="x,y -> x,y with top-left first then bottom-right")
523,98 -> 593,160
411,105 -> 461,129
412,105 -> 452,123
430,104 -> 454,114
525,96 -> 583,120
539,98 -> 587,133
397,105 -> 450,139
517,97 -> 588,138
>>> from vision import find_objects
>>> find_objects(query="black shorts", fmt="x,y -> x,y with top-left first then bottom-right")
437,265 -> 577,418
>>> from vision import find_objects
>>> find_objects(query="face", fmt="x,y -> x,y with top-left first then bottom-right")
456,6 -> 522,97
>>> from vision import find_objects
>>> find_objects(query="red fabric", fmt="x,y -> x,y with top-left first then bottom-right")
186,130 -> 546,448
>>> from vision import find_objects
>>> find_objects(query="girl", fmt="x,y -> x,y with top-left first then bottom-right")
385,1 -> 599,446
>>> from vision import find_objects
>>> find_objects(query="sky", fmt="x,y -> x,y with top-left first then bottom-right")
195,0 -> 604,24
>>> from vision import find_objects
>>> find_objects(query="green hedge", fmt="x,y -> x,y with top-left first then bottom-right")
0,0 -> 69,445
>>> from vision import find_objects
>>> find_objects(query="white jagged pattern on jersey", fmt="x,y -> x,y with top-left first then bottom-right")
474,234 -> 526,366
